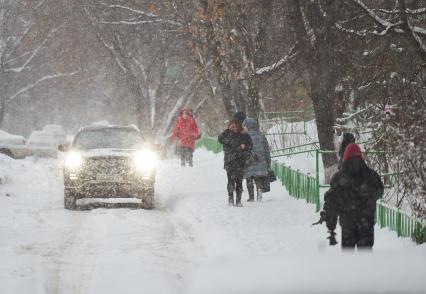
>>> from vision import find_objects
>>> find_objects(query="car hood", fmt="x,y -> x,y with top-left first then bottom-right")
78,148 -> 136,158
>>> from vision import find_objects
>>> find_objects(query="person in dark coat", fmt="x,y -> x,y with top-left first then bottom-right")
322,143 -> 384,249
337,132 -> 355,170
243,117 -> 271,202
218,119 -> 253,207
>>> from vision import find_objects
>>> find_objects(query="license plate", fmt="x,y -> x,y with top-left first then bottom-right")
96,174 -> 124,181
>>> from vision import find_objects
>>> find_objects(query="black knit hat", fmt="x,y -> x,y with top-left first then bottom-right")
233,111 -> 247,123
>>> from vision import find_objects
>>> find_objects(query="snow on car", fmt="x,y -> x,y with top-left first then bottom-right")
0,130 -> 27,159
42,124 -> 67,146
26,131 -> 58,158
63,125 -> 158,210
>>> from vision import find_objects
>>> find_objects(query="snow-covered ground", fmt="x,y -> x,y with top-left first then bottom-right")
0,150 -> 425,294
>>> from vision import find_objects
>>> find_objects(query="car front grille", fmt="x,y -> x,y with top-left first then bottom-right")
83,157 -> 131,177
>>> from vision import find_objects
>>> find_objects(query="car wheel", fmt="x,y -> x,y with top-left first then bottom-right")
142,187 -> 155,209
64,188 -> 77,210
0,149 -> 14,159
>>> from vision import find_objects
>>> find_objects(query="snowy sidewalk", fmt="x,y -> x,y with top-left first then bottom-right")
0,151 -> 425,294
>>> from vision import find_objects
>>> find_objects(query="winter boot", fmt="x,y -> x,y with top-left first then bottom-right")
247,189 -> 255,202
235,192 -> 243,207
256,188 -> 263,202
180,152 -> 186,166
228,196 -> 234,206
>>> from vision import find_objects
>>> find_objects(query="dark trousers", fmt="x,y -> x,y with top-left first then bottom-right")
341,223 -> 374,249
246,176 -> 262,199
179,147 -> 193,166
227,171 -> 243,202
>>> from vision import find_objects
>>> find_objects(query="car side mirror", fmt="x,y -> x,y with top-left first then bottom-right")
58,144 -> 69,152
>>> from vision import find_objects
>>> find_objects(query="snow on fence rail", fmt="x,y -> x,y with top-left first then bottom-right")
271,142 -> 320,158
196,137 -> 426,243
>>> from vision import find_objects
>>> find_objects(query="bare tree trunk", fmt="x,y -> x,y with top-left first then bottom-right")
287,0 -> 339,180
218,74 -> 236,118
0,103 -> 5,128
246,78 -> 261,118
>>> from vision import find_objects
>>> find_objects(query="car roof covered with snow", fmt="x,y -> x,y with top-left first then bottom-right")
0,130 -> 25,145
42,124 -> 66,136
27,131 -> 57,146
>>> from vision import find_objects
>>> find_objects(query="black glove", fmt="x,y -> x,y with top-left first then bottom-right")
312,211 -> 326,226
327,230 -> 338,246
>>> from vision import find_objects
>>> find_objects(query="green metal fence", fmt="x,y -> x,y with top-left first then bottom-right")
271,161 -> 320,211
376,201 -> 426,242
196,136 -> 223,154
271,142 -> 319,158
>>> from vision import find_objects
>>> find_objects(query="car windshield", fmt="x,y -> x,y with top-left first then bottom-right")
73,129 -> 143,150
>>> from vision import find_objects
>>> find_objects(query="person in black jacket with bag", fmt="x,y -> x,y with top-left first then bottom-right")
218,119 -> 253,207
321,143 -> 384,249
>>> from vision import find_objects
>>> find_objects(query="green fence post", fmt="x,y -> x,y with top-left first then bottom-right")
397,209 -> 402,237
315,149 -> 320,212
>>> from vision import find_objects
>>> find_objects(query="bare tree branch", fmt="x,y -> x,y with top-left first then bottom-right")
6,72 -> 77,104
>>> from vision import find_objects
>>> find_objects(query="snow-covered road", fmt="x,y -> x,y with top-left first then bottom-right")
1,150 -> 425,294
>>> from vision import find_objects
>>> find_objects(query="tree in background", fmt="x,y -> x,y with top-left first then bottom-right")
0,0 -> 76,127
333,0 -> 426,218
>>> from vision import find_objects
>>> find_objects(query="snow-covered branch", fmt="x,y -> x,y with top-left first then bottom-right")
300,4 -> 316,47
376,8 -> 426,15
6,72 -> 77,104
351,0 -> 426,36
99,3 -> 181,27
5,26 -> 61,73
352,0 -> 402,31
348,0 -> 426,55
255,45 -> 298,75
99,19 -> 175,25
83,7 -> 128,74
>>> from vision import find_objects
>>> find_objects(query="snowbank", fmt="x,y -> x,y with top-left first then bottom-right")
0,154 -> 23,185
188,251 -> 426,294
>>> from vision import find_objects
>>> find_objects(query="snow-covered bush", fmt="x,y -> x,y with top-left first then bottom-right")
386,84 -> 426,221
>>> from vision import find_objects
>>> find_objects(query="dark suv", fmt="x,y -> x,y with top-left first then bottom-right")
63,125 -> 157,210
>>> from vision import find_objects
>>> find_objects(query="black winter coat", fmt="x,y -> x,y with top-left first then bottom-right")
323,157 -> 384,232
218,129 -> 253,177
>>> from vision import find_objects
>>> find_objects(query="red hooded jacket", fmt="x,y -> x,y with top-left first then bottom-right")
171,109 -> 201,150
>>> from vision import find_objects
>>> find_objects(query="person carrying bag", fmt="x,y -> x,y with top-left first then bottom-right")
242,118 -> 272,202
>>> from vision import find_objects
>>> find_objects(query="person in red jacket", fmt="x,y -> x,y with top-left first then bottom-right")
170,109 -> 201,167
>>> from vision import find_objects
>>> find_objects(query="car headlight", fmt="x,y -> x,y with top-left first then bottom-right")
65,152 -> 83,169
134,149 -> 158,173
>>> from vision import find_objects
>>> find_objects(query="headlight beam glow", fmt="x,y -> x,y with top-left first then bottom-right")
65,152 -> 83,169
134,150 -> 158,173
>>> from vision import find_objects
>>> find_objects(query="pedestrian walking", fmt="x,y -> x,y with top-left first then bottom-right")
321,143 -> 384,249
243,117 -> 271,202
218,119 -> 252,207
170,108 -> 201,167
